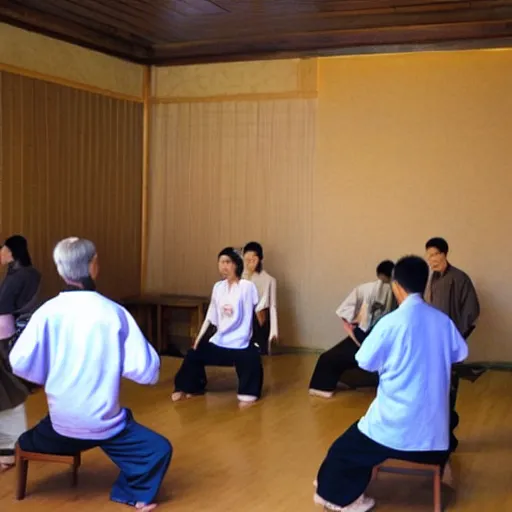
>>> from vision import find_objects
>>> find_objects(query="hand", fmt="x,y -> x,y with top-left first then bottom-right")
342,320 -> 360,347
342,319 -> 354,336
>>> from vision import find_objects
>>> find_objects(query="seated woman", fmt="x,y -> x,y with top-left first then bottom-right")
172,247 -> 263,405
242,242 -> 278,355
0,235 -> 41,471
309,260 -> 395,398
10,237 -> 170,511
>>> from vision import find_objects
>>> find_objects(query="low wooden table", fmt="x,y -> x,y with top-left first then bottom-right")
121,294 -> 209,354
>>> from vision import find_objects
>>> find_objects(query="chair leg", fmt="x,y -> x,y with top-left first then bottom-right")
433,469 -> 442,512
71,454 -> 81,487
15,446 -> 28,500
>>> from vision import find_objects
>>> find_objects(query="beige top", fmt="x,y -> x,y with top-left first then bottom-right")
242,270 -> 278,341
336,279 -> 394,332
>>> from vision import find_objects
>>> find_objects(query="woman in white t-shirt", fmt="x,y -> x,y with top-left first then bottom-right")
172,247 -> 263,405
242,242 -> 278,355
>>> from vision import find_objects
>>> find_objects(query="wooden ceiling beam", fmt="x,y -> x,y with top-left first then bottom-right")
0,3 -> 150,63
150,19 -> 512,65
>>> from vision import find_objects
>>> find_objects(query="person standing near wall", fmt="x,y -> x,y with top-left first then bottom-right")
425,237 -> 480,455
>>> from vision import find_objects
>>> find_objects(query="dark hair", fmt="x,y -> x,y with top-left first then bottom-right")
425,237 -> 449,255
376,260 -> 394,278
243,241 -> 264,273
218,247 -> 244,278
392,255 -> 429,295
3,235 -> 32,267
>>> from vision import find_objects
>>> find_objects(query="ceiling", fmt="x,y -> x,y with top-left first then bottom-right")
1,0 -> 512,66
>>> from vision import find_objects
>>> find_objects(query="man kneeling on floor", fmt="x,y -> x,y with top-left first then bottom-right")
9,237 -> 171,512
314,255 -> 468,512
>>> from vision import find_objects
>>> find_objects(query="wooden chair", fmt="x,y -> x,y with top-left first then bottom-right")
15,444 -> 81,500
371,459 -> 442,512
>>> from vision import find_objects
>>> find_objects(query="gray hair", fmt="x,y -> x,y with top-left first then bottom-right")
53,237 -> 96,282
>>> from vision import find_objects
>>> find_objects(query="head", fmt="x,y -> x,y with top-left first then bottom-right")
218,247 -> 244,280
425,237 -> 449,273
391,255 -> 430,305
1,235 -> 32,267
243,241 -> 264,274
53,237 -> 99,286
376,260 -> 395,284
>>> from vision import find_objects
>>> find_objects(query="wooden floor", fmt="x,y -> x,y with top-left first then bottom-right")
1,354 -> 512,511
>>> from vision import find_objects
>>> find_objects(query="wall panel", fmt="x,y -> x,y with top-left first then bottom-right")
1,71 -> 143,300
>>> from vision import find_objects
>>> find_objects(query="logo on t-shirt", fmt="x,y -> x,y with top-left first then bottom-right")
221,304 -> 234,318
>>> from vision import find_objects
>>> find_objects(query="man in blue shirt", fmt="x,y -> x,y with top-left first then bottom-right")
314,255 -> 468,512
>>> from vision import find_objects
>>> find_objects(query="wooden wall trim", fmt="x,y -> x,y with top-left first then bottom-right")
0,61 -> 143,103
151,91 -> 318,104
140,66 -> 151,293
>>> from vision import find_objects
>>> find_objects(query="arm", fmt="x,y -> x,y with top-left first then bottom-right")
268,277 -> 278,341
9,311 -> 49,385
355,319 -> 390,373
193,286 -> 218,349
121,310 -> 160,385
335,287 -> 360,324
450,320 -> 469,364
459,276 -> 480,337
0,276 -> 19,315
247,282 -> 259,321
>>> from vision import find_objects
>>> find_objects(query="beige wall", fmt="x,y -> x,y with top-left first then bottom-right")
147,50 -> 512,361
0,23 -> 143,99
315,50 -> 512,361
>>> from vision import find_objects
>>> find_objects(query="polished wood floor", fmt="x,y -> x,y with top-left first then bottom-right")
1,354 -> 512,511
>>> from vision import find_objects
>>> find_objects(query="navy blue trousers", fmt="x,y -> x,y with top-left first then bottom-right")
316,422 -> 449,508
18,409 -> 172,506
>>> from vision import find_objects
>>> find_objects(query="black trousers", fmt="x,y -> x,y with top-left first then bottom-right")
316,422 -> 449,508
449,369 -> 460,453
174,342 -> 264,398
309,329 -> 377,392
251,312 -> 271,355
18,410 -> 172,506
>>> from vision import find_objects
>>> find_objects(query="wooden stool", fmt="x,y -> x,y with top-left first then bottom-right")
15,444 -> 81,500
372,459 -> 442,512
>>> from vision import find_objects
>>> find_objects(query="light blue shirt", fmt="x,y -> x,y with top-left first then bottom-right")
356,293 -> 468,451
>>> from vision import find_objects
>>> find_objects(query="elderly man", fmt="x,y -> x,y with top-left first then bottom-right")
9,237 -> 171,512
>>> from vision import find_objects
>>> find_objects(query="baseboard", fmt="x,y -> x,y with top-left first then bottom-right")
272,345 -> 323,355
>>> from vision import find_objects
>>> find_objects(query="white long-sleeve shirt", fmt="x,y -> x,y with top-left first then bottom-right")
9,290 -> 160,440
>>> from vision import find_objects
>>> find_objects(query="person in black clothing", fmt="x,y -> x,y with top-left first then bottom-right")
0,235 -> 41,470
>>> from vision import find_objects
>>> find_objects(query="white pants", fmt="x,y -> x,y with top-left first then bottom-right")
0,403 -> 27,451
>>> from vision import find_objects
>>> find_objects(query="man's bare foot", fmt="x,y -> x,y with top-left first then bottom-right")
171,391 -> 193,402
135,502 -> 157,512
309,389 -> 334,398
0,455 -> 14,472
0,463 -> 14,473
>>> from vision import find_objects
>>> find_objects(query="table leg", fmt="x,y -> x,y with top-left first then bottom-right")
156,305 -> 162,354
